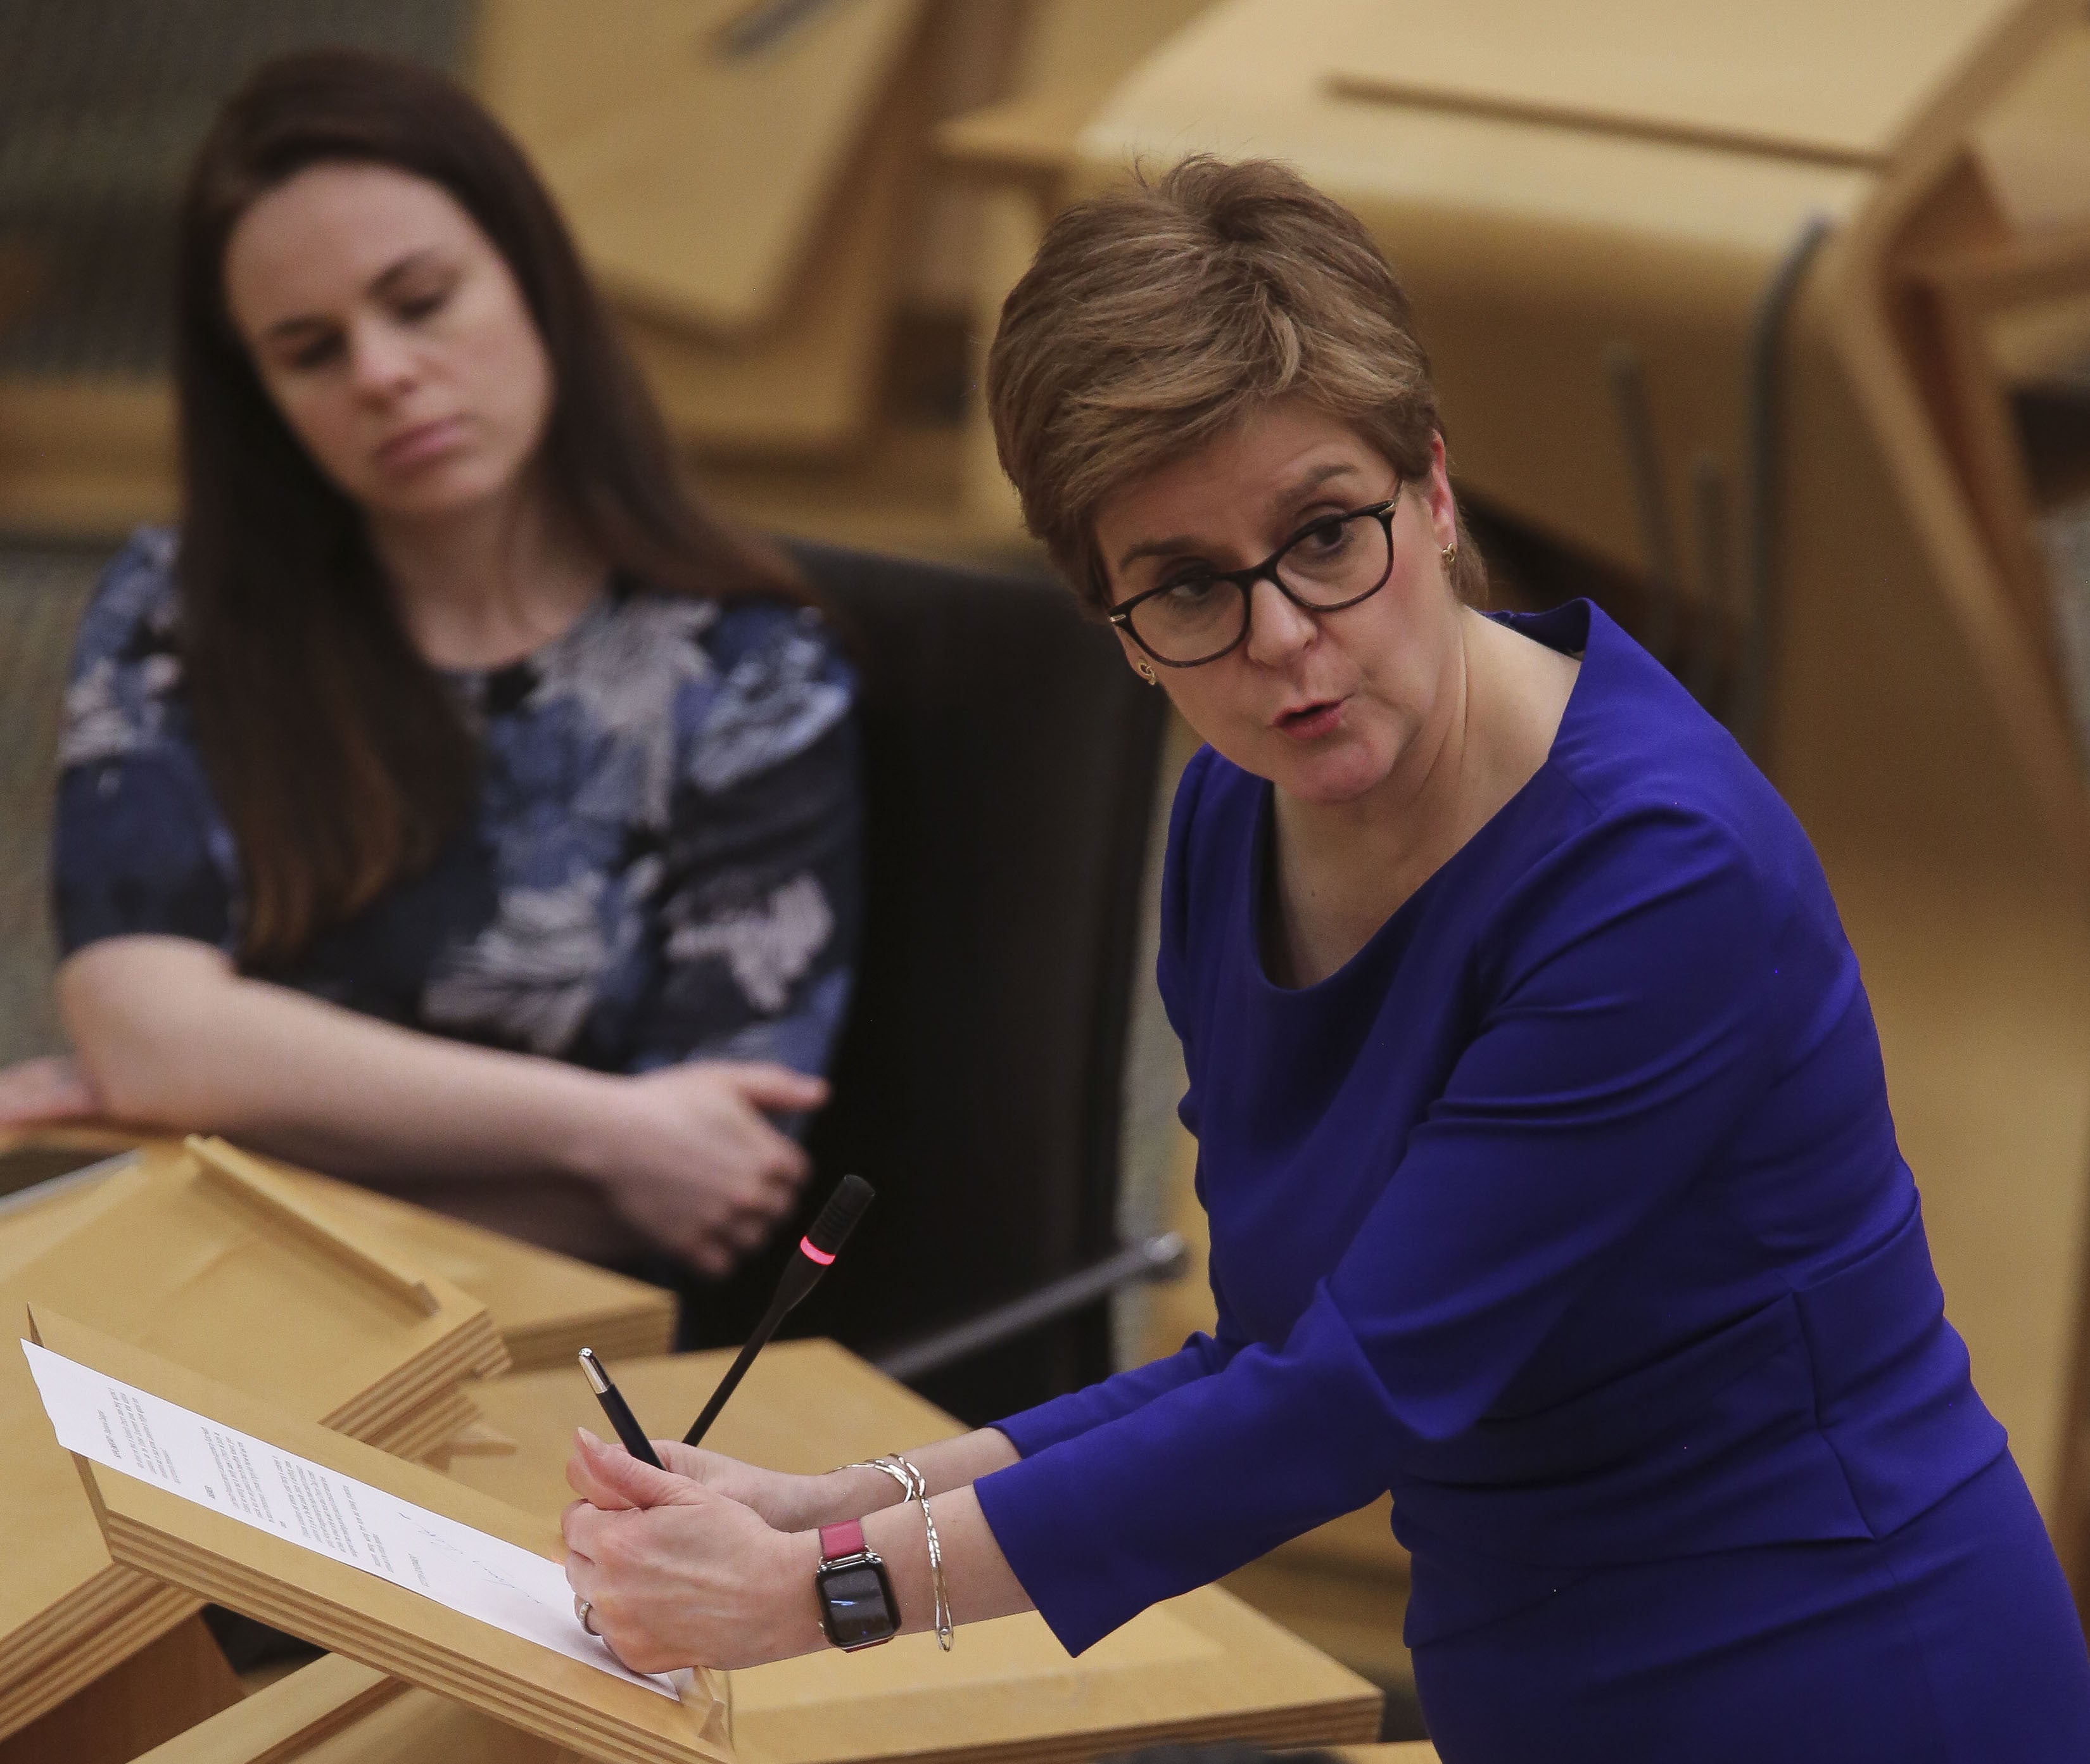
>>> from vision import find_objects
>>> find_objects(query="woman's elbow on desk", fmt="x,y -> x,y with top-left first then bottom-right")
54,934 -> 247,1126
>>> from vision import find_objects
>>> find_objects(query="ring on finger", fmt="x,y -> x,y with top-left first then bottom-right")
575,1594 -> 600,1637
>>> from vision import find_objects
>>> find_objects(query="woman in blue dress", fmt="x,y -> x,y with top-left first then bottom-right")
557,158 -> 2090,1759
0,51 -> 859,1283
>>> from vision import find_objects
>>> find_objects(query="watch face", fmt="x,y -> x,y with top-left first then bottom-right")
817,1561 -> 897,1649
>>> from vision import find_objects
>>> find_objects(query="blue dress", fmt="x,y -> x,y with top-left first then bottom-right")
973,601 -> 2090,1761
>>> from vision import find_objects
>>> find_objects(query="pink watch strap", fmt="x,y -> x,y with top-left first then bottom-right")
820,1518 -> 868,1561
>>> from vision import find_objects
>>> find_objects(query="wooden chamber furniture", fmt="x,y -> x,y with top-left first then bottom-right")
124,1340 -> 1381,1764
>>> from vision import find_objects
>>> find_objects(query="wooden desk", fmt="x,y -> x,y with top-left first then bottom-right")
0,1131 -> 677,1370
454,1345 -> 1383,1764
0,1147 -> 505,1751
141,1342 -> 1379,1764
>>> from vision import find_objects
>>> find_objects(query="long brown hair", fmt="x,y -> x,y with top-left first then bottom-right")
174,48 -> 806,967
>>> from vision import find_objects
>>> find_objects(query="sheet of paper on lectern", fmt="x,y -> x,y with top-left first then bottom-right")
21,1340 -> 670,1699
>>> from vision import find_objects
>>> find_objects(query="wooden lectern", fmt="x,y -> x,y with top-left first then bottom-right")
124,1342 -> 1381,1764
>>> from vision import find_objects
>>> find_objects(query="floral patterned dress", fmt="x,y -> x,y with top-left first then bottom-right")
51,528 -> 859,1255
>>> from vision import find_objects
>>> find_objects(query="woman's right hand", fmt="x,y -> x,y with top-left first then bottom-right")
582,1060 -> 828,1275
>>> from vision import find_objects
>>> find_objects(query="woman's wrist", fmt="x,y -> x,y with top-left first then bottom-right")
757,1527 -> 828,1665
799,1463 -> 914,1529
545,1065 -> 631,1184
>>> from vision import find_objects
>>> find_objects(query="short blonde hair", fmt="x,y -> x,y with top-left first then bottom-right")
987,155 -> 1483,614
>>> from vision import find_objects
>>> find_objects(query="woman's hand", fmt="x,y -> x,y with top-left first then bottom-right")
573,1430 -> 832,1533
562,1428 -> 822,1672
584,1062 -> 828,1276
0,1055 -> 101,1126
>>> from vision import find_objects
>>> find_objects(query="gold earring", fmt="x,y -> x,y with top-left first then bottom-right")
1135,659 -> 1158,685
1440,543 -> 1458,569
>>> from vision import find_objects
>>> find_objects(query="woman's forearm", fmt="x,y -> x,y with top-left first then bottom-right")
799,1482 -> 1034,1647
793,1428 -> 1022,1529
58,935 -> 614,1183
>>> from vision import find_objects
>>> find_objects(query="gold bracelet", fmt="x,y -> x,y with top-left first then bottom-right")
919,1493 -> 953,1651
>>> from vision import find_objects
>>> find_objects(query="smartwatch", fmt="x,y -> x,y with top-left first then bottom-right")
814,1519 -> 900,1651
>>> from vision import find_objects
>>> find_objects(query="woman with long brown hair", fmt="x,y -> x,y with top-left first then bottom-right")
0,49 -> 859,1280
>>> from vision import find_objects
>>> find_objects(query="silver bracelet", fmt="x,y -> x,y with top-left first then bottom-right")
836,1455 -> 922,1507
842,1457 -> 950,1649
919,1493 -> 953,1651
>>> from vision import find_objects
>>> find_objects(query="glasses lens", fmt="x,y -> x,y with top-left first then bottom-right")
1128,576 -> 1245,665
1275,511 -> 1392,606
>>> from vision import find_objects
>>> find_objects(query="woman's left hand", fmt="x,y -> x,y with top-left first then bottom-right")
562,1428 -> 821,1672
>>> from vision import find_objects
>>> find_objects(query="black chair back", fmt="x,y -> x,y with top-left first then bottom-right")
685,543 -> 1167,1426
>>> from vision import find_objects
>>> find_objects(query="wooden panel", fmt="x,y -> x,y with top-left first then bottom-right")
936,0 -> 1217,181
38,1309 -> 732,1764
0,1617 -> 241,1764
1972,19 -> 2090,230
472,0 -> 925,338
0,377 -> 175,538
619,39 -> 930,458
0,1131 -> 676,1373
1067,0 -> 1873,579
1331,0 -> 2025,166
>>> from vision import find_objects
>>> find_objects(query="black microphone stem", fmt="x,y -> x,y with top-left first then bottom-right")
683,1291 -> 791,1448
683,1174 -> 874,1449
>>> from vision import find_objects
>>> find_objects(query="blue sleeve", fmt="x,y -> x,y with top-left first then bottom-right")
998,1232 -> 1255,1454
973,808 -> 1786,1653
625,604 -> 861,1078
53,756 -> 237,955
50,530 -> 239,959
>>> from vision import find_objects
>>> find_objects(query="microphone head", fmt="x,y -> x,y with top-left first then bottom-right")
804,1174 -> 875,1258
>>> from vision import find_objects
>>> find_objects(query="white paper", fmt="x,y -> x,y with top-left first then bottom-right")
21,1339 -> 675,1699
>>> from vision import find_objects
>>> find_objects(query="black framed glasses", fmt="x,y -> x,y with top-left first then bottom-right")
1106,489 -> 1403,668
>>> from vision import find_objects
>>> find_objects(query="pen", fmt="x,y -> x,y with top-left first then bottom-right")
685,1174 -> 875,1447
578,1348 -> 666,1471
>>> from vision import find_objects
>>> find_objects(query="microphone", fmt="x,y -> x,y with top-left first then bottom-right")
683,1174 -> 875,1447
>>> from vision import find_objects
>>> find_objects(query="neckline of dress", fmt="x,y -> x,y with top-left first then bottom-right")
1243,598 -> 1600,999
435,574 -> 623,686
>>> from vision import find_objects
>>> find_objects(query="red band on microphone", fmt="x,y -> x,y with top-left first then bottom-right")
799,1236 -> 837,1266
